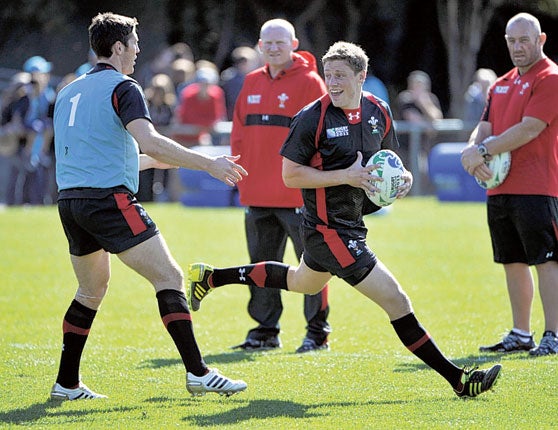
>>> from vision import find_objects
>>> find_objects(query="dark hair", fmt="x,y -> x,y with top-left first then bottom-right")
88,12 -> 138,58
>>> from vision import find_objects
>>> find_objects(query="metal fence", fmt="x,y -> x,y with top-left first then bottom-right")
160,119 -> 477,196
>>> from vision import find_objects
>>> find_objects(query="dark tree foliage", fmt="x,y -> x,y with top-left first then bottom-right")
0,0 -> 556,116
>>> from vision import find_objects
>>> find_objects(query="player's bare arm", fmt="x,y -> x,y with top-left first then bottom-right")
139,154 -> 177,171
462,116 -> 546,178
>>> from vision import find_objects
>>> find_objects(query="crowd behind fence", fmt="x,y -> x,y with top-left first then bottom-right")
0,64 -> 479,206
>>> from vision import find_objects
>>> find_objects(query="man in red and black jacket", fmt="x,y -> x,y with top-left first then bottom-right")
230,18 -> 330,352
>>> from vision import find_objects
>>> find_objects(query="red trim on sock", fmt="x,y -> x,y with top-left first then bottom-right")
249,262 -> 268,287
321,284 -> 329,311
407,333 -> 430,352
63,320 -> 90,336
162,312 -> 192,328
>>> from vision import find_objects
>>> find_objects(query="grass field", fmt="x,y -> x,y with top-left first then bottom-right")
1,197 -> 556,429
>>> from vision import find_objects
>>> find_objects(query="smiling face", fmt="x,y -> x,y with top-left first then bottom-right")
505,17 -> 545,74
323,60 -> 365,109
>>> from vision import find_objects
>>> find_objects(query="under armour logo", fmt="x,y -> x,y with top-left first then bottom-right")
278,92 -> 289,108
348,111 -> 360,121
546,251 -> 554,259
239,268 -> 246,282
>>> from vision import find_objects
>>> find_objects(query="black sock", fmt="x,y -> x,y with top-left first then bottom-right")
391,312 -> 462,389
56,300 -> 96,388
210,262 -> 289,289
157,289 -> 207,376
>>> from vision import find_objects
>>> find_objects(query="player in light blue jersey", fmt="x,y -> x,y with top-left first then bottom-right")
50,12 -> 248,401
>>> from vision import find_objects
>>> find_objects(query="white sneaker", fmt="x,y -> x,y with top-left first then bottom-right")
50,382 -> 107,400
186,368 -> 247,397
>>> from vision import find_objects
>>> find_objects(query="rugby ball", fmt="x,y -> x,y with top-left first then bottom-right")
365,149 -> 405,206
475,151 -> 511,189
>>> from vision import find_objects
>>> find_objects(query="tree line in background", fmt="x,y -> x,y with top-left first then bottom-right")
1,0 -> 557,117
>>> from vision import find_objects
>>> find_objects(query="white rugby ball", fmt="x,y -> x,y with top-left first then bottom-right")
475,151 -> 511,189
365,149 -> 405,206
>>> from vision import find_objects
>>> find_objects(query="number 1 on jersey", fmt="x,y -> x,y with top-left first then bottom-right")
68,93 -> 81,127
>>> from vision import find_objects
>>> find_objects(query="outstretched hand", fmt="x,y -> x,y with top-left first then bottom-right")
209,154 -> 248,186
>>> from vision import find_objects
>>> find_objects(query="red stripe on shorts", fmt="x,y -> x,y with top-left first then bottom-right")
316,224 -> 355,268
162,312 -> 192,328
114,193 -> 147,235
250,262 -> 268,287
63,320 -> 90,336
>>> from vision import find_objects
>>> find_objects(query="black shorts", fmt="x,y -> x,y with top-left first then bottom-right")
488,195 -> 558,265
301,223 -> 377,286
58,187 -> 159,256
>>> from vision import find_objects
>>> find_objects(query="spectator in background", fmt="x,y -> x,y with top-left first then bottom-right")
23,56 -> 57,205
172,65 -> 226,147
362,67 -> 389,103
220,46 -> 261,120
0,72 -> 31,205
137,74 -> 177,202
146,74 -> 176,127
136,42 -> 194,90
396,70 -> 442,124
170,58 -> 196,99
395,70 -> 443,193
75,49 -> 98,77
5,56 -> 56,205
463,68 -> 497,123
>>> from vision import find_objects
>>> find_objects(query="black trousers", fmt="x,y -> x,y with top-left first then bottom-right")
244,206 -> 331,343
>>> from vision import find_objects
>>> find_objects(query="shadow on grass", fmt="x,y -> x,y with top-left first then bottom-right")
392,351 -> 529,374
138,350 -> 265,369
144,397 -> 409,427
0,401 -> 135,425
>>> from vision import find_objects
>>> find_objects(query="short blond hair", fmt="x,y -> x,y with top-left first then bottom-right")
322,41 -> 368,74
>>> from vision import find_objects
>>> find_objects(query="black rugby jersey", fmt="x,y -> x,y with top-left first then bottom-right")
280,92 -> 399,229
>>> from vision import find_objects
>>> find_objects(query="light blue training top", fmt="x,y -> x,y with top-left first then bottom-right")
54,69 -> 140,193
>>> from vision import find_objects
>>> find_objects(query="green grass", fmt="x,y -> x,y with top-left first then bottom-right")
1,197 -> 556,429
